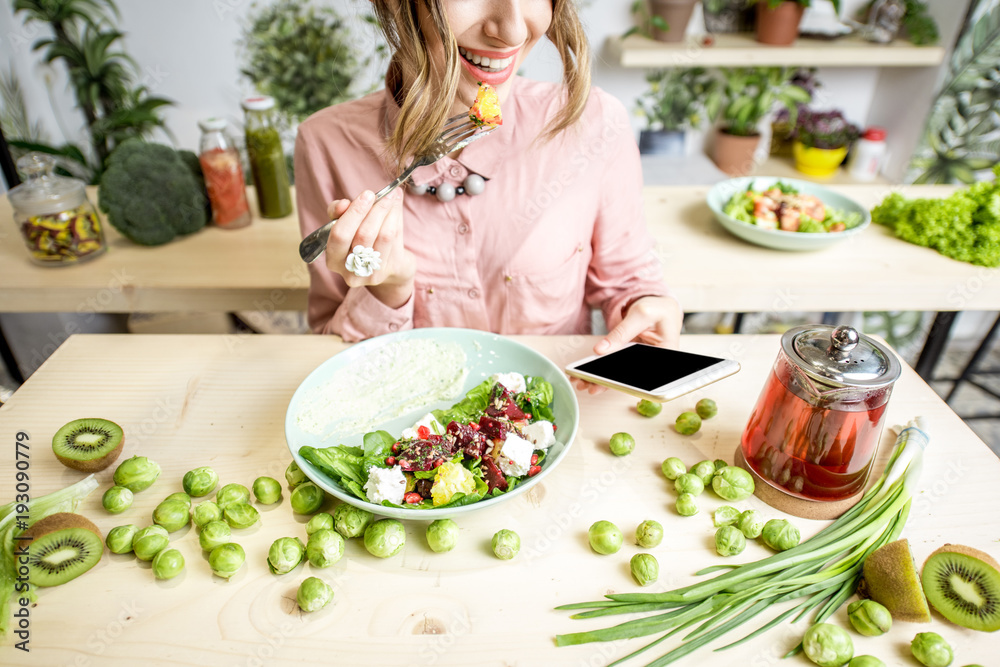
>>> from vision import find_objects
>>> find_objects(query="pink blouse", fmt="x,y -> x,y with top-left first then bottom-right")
294,76 -> 668,341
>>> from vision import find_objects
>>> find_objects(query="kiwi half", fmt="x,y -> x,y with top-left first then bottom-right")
859,538 -> 931,623
21,513 -> 103,587
52,418 -> 124,472
921,543 -> 1000,632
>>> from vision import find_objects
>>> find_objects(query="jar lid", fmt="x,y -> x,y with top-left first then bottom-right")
241,96 -> 275,111
781,324 -> 901,389
198,117 -> 228,132
7,153 -> 86,217
863,127 -> 887,141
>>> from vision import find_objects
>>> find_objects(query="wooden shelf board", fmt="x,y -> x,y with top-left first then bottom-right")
606,33 -> 946,68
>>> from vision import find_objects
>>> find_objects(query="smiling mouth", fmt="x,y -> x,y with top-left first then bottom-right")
458,47 -> 515,73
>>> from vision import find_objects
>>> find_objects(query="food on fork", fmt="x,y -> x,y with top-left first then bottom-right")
469,82 -> 502,128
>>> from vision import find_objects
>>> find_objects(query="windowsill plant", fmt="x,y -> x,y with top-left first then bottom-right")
635,68 -> 722,156
791,107 -> 861,178
748,0 -> 843,45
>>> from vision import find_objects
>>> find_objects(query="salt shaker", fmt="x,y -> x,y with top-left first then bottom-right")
847,127 -> 888,182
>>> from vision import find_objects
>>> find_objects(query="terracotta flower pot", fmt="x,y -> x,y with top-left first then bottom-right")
712,130 -> 762,176
755,1 -> 805,46
649,0 -> 698,43
792,141 -> 849,178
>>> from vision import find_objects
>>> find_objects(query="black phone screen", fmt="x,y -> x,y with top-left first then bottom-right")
573,345 -> 724,392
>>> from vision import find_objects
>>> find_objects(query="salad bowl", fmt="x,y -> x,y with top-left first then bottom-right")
284,328 -> 580,520
706,176 -> 871,251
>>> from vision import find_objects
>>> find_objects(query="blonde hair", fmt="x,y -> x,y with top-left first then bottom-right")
371,0 -> 591,168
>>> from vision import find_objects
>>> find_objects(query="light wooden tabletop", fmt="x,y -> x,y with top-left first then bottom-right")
0,333 -> 994,665
2,184 -> 997,315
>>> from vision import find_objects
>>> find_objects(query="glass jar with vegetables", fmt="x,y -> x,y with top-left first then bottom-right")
8,152 -> 107,265
198,118 -> 251,229
241,96 -> 292,218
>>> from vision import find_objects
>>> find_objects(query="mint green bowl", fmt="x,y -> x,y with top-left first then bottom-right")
706,177 -> 871,251
284,328 -> 580,520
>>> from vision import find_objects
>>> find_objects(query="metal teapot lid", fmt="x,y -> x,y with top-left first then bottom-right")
781,324 -> 901,389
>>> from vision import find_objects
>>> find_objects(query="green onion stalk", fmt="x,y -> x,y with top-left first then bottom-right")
0,475 -> 100,634
555,418 -> 929,667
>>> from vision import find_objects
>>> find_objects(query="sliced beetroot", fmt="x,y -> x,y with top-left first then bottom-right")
478,416 -> 507,441
396,437 -> 457,472
485,384 -> 528,420
481,457 -> 508,492
447,421 -> 488,459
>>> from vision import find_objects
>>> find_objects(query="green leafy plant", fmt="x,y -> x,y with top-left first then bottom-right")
0,65 -> 49,163
10,0 -> 173,183
717,67 -> 812,137
635,68 -> 722,132
793,108 -> 861,149
858,0 -> 939,45
623,0 -> 671,38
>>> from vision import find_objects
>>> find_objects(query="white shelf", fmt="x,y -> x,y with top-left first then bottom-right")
606,33 -> 946,68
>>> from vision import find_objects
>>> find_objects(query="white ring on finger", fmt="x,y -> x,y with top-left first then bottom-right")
345,245 -> 382,277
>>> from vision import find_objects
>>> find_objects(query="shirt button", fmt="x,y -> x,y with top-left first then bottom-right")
468,288 -> 480,299
449,166 -> 463,178
457,223 -> 469,235
388,322 -> 399,331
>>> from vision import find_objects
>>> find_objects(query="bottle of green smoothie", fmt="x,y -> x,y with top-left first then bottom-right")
241,96 -> 292,218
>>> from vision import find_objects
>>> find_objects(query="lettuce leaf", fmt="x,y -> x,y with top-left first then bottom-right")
299,446 -> 366,488
432,378 -> 493,425
519,376 -> 555,422
362,430 -> 396,471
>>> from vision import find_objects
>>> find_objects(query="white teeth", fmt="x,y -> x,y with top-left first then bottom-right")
458,47 -> 513,73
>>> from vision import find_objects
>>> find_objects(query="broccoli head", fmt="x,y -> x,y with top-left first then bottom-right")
98,139 -> 208,245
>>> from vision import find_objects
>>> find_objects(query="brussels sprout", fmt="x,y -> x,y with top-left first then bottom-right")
164,492 -> 192,507
630,553 -> 659,586
285,460 -> 308,489
695,398 -> 717,419
152,499 -> 190,532
113,456 -> 161,492
802,623 -> 854,667
635,520 -> 663,548
676,492 -> 699,516
847,599 -> 892,637
675,411 -> 701,435
674,473 -> 704,496
182,466 -> 219,497
608,432 -> 635,457
762,519 -> 800,551
105,524 -> 138,554
209,542 -> 246,579
267,537 -> 306,574
223,502 -> 260,530
306,529 -> 346,567
737,509 -> 765,539
215,483 -> 250,509
252,476 -> 282,505
715,525 -> 747,557
491,529 -> 521,560
199,520 -> 232,552
191,500 -> 223,528
588,520 -> 623,555
910,632 -> 953,667
152,548 -> 185,580
713,506 -> 741,528
426,519 -> 460,553
660,457 -> 687,480
290,482 -> 325,515
848,657 -> 886,667
364,518 -> 406,558
636,399 -> 662,418
713,459 -> 728,472
102,486 -> 133,514
712,466 -> 755,501
691,460 -> 717,485
296,576 -> 334,612
333,504 -> 374,538
306,512 -> 334,536
133,525 -> 170,561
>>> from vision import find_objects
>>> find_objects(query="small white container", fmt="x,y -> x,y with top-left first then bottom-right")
847,127 -> 888,182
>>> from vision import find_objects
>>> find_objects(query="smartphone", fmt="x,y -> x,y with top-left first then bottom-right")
565,342 -> 740,402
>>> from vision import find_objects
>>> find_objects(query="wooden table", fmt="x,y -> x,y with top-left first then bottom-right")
0,334 -> 995,665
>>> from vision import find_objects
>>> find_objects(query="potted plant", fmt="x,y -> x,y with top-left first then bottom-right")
791,107 -> 861,178
626,0 -> 700,43
635,68 -> 722,156
748,0 -> 842,46
702,0 -> 754,33
712,67 -> 812,175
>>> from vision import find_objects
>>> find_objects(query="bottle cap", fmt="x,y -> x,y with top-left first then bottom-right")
198,117 -> 228,132
863,127 -> 887,142
241,96 -> 275,111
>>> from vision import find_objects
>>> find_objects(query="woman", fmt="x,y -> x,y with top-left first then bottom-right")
295,0 -> 683,391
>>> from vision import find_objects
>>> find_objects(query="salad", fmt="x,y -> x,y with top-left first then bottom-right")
723,181 -> 863,233
299,372 -> 556,510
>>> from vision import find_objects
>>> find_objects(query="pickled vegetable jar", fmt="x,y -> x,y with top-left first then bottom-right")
242,96 -> 292,218
198,117 -> 251,229
740,325 -> 901,502
8,152 -> 106,265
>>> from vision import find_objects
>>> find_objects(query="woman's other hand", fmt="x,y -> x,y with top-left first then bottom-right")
325,188 -> 416,308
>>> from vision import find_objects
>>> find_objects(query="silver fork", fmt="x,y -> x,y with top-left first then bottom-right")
298,113 -> 498,264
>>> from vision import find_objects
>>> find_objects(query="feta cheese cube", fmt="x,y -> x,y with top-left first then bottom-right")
364,465 -> 406,505
401,412 -> 444,440
491,372 -> 526,395
522,420 -> 556,450
498,432 -> 534,477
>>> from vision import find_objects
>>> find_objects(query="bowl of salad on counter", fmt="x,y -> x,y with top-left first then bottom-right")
706,177 -> 870,251
284,328 -> 580,520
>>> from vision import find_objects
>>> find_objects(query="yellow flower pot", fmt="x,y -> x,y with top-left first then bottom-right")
792,141 -> 848,179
